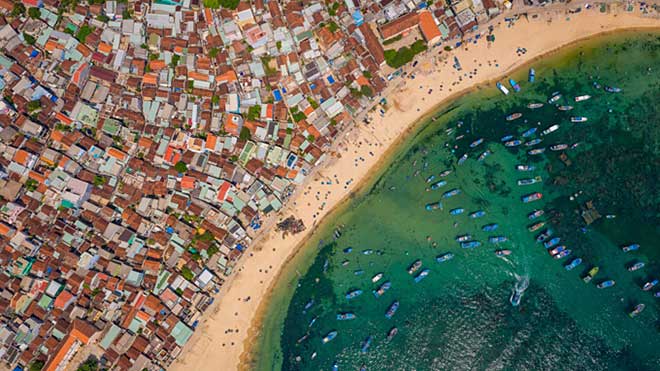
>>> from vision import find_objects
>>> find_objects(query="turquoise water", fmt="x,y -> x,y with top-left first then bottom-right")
254,32 -> 660,371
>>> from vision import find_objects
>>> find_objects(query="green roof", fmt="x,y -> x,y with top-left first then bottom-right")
171,321 -> 193,346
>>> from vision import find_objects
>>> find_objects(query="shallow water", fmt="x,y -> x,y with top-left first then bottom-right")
253,31 -> 660,371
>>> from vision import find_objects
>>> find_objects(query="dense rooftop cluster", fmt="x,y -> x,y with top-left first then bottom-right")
0,0 -> 507,369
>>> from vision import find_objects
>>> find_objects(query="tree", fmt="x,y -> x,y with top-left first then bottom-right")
170,54 -> 180,68
174,161 -> 188,173
25,179 -> 39,192
23,32 -> 36,46
239,127 -> 251,141
28,7 -> 40,19
362,70 -> 372,79
93,175 -> 107,187
26,100 -> 41,113
246,105 -> 261,121
12,3 -> 26,17
203,0 -> 239,9
384,40 -> 427,69
76,356 -> 99,371
360,85 -> 373,97
29,360 -> 45,371
76,25 -> 93,43
96,14 -> 109,22
208,47 -> 219,58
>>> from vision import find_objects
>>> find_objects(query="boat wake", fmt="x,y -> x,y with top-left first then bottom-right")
510,274 -> 530,307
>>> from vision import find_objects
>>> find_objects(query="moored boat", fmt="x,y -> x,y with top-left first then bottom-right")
501,134 -> 514,141
362,249 -> 373,255
470,138 -> 484,148
303,299 -> 315,313
575,94 -> 591,102
497,82 -> 510,95
524,139 -> 542,147
554,249 -> 571,259
549,245 -> 566,256
429,180 -> 447,190
542,124 -> 560,135
506,112 -> 522,121
528,68 -> 535,83
629,303 -> 645,318
386,327 -> 398,341
543,237 -> 561,248
425,202 -> 443,211
495,249 -> 512,257
622,244 -> 639,253
385,301 -> 399,319
527,148 -> 546,155
489,236 -> 508,244
477,150 -> 492,161
571,116 -> 588,123
469,210 -> 486,218
337,312 -> 356,321
597,280 -> 616,289
582,266 -> 599,283
535,229 -> 553,243
457,153 -> 468,165
505,140 -> 522,147
482,223 -> 499,232
372,281 -> 391,298
442,188 -> 461,198
528,221 -> 545,232
565,257 -> 582,270
461,240 -> 482,249
372,273 -> 384,283
354,269 -> 364,276
548,92 -> 562,104
414,269 -> 430,283
642,279 -> 658,291
450,208 -> 465,215
518,176 -> 542,186
557,105 -> 574,111
346,289 -> 363,300
361,336 -> 372,353
516,164 -> 535,171
436,252 -> 454,262
322,331 -> 338,344
521,192 -> 543,203
627,262 -> 645,272
509,78 -> 521,92
604,86 -> 622,93
439,169 -> 452,177
425,174 -> 436,183
408,260 -> 422,275
527,102 -> 544,109
528,209 -> 545,220
550,144 -> 568,151
521,128 -> 537,138
456,234 -> 472,242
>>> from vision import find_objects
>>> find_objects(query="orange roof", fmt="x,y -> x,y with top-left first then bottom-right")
43,321 -> 93,371
28,170 -> 47,184
418,11 -> 441,43
188,71 -> 210,82
106,147 -> 128,162
98,42 -> 112,54
142,73 -> 157,85
204,8 -> 213,25
286,169 -> 298,179
303,106 -> 314,116
55,112 -> 73,125
136,310 -> 152,322
216,70 -> 238,83
379,12 -> 420,40
138,137 -> 153,149
356,75 -> 369,86
54,291 -> 74,310
13,149 -> 31,166
44,40 -> 61,52
180,176 -> 196,190
0,222 -> 11,236
205,134 -> 218,150
50,130 -> 65,143
149,59 -> 167,70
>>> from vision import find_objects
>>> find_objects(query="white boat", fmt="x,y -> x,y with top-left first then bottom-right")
372,273 -> 383,283
574,95 -> 591,102
542,124 -> 560,135
571,116 -> 588,123
497,82 -> 510,95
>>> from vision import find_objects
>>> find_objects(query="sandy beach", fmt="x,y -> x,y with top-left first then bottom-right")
170,8 -> 659,371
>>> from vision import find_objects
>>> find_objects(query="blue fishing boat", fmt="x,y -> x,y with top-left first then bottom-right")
528,68 -> 535,82
429,180 -> 447,190
361,336 -> 373,353
436,252 -> 454,262
442,188 -> 461,198
516,164 -> 535,171
509,79 -> 521,92
461,240 -> 482,249
332,362 -> 339,371
385,301 -> 399,319
455,234 -> 471,242
524,139 -> 542,147
518,176 -> 542,186
425,201 -> 443,211
597,280 -> 616,289
497,82 -> 510,95
343,247 -> 352,254
535,229 -> 553,243
504,140 -> 522,147
337,312 -> 356,320
544,237 -> 561,248
303,299 -> 314,313
469,210 -> 486,218
489,236 -> 508,244
414,269 -> 430,283
372,281 -> 391,298
482,223 -> 498,232
528,209 -> 545,220
308,316 -> 318,327
426,174 -> 436,183
501,134 -> 514,142
622,244 -> 639,252
345,289 -> 363,300
470,138 -> 484,148
354,269 -> 364,276
521,192 -> 543,203
564,258 -> 582,270
477,150 -> 492,161
627,262 -> 645,272
642,279 -> 658,291
571,116 -> 588,123
457,153 -> 468,165
322,331 -> 338,344
521,128 -> 537,138
554,249 -> 571,259
450,208 -> 465,215
604,86 -> 622,93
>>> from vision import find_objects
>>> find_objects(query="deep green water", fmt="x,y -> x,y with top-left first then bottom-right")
253,32 -> 660,371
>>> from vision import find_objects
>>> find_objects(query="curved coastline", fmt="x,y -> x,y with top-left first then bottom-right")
168,10 -> 660,371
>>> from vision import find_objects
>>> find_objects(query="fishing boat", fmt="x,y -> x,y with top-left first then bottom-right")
332,362 -> 339,371
297,333 -> 309,344
361,336 -> 372,353
408,260 -> 422,275
510,276 -> 529,307
308,316 -> 318,327
527,148 -> 546,155
461,240 -> 482,249
482,223 -> 499,232
504,140 -> 522,147
629,303 -> 645,318
535,229 -> 553,243
470,210 -> 486,218
371,273 -> 384,283
571,116 -> 588,123
622,244 -> 639,252
337,312 -> 356,321
477,150 -> 492,161
354,270 -> 364,276
425,202 -> 443,211
604,86 -> 622,93
436,252 -> 454,262
543,237 -> 561,248
501,134 -> 514,141
548,92 -> 562,104
363,249 -> 373,255
522,192 -> 543,203
506,112 -> 522,121
343,247 -> 352,254
497,82 -> 510,95
385,301 -> 399,319
564,258 -> 582,271
322,331 -> 338,344
521,128 -> 537,137
554,249 -> 572,259
450,208 -> 465,215
345,289 -> 363,300
528,209 -> 545,220
527,102 -> 544,109
550,144 -> 568,151
495,249 -> 512,257
439,169 -> 452,177
528,68 -> 535,83
549,245 -> 566,256
414,269 -> 430,283
442,188 -> 461,198
524,139 -> 542,147
518,176 -> 542,186
509,79 -> 521,92
642,279 -> 658,291
597,280 -> 616,289
516,164 -> 535,171
470,138 -> 484,148
575,95 -> 591,102
456,234 -> 471,242
627,262 -> 645,272
426,174 -> 436,183
429,180 -> 447,190
557,105 -> 574,111
386,327 -> 398,341
528,221 -> 546,232
542,124 -> 560,135
373,281 -> 391,298
582,266 -> 599,283
489,236 -> 508,244
457,153 -> 468,165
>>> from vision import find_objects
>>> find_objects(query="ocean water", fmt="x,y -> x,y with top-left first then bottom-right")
252,32 -> 660,371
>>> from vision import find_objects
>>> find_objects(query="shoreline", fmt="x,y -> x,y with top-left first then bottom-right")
169,9 -> 660,371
